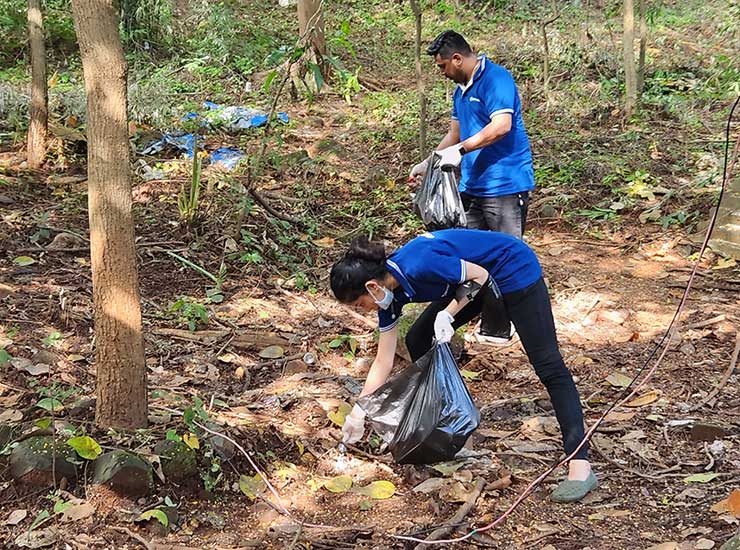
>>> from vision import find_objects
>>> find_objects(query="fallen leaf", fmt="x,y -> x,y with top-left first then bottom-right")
183,433 -> 200,450
726,489 -> 740,518
439,481 -> 472,503
327,402 -> 352,427
67,354 -> 85,362
713,257 -> 736,270
14,527 -> 58,549
67,436 -> 102,460
413,478 -> 449,494
431,462 -> 464,476
625,389 -> 660,408
684,473 -> 720,484
487,474 -> 512,491
604,410 -> 637,423
258,345 -> 284,359
61,503 -> 95,522
13,256 -> 36,266
137,509 -> 168,527
4,509 -> 27,525
312,237 -> 336,248
239,474 -> 266,499
694,539 -> 716,549
0,409 -> 22,423
323,475 -> 353,493
460,369 -> 480,380
453,470 -> 473,483
606,372 -> 633,388
355,480 -> 395,500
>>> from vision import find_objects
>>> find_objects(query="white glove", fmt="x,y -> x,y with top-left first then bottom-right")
408,158 -> 430,180
342,403 -> 366,445
434,310 -> 455,344
437,144 -> 465,170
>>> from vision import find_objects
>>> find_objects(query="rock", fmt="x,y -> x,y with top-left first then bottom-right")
68,398 -> 96,418
31,350 -> 58,365
690,423 -> 727,442
47,232 -> 85,250
10,436 -> 77,486
92,450 -> 152,497
207,425 -> 236,460
540,203 -> 558,218
0,194 -> 14,205
153,440 -> 198,483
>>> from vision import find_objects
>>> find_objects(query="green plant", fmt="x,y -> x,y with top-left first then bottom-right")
177,136 -> 202,227
170,297 -> 209,331
328,334 -> 358,361
42,331 -> 63,347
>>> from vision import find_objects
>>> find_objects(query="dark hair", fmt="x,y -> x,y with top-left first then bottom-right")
426,30 -> 473,59
330,236 -> 388,303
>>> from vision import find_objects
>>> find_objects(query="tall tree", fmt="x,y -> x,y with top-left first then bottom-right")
71,0 -> 147,429
637,0 -> 648,94
26,0 -> 47,169
622,0 -> 637,116
409,0 -> 427,156
541,0 -> 560,100
297,0 -> 325,64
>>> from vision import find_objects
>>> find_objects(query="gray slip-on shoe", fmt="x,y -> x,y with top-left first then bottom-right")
550,471 -> 598,503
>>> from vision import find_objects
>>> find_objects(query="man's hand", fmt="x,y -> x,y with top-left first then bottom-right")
437,144 -> 465,171
342,403 -> 366,445
408,158 -> 430,187
434,310 -> 455,344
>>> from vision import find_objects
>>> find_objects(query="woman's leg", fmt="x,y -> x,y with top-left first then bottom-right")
405,295 -> 484,363
503,278 -> 588,460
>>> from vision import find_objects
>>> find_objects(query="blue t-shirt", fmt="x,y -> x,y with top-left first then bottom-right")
377,229 -> 542,332
452,56 -> 534,198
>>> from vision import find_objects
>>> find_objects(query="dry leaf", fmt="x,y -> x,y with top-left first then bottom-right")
439,481 -> 472,503
312,237 -> 336,248
694,539 -> 716,550
323,475 -> 353,493
413,478 -> 449,494
61,502 -> 95,522
4,509 -> 27,525
354,480 -> 395,500
604,410 -> 637,423
625,389 -> 660,407
606,372 -> 633,388
645,544 -> 680,550
258,345 -> 284,359
726,490 -> 740,518
487,474 -> 512,491
239,474 -> 266,499
0,409 -> 22,423
327,402 -> 352,427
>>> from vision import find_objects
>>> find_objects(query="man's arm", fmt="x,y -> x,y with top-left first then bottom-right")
437,119 -> 461,150
459,113 -> 512,153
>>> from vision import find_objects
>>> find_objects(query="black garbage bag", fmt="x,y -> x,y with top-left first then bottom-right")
357,343 -> 480,464
412,153 -> 467,230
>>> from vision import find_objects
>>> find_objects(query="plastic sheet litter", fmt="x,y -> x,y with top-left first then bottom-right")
358,343 -> 480,464
412,153 -> 467,230
209,147 -> 244,170
141,133 -> 200,157
197,101 -> 289,131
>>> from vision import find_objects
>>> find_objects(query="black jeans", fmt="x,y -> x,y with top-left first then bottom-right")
405,278 -> 588,460
461,192 -> 530,338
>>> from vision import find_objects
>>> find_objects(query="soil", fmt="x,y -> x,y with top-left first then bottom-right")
1,103 -> 740,550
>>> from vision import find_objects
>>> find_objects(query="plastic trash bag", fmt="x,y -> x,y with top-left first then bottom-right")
412,153 -> 467,230
358,343 -> 480,464
209,147 -> 244,170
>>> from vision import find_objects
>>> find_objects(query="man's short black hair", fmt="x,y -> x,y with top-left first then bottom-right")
426,30 -> 473,58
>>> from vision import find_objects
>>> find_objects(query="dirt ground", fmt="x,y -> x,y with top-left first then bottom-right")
2,107 -> 740,550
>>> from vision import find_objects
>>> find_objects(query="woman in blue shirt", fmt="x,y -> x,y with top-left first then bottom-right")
330,229 -> 597,503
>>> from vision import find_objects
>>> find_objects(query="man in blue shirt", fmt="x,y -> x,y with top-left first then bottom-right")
409,30 -> 535,344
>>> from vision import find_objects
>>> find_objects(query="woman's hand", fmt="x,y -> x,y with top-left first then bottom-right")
342,404 -> 366,444
434,310 -> 455,343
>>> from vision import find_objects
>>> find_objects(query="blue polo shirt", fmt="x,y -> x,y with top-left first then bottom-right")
452,56 -> 534,198
377,229 -> 542,332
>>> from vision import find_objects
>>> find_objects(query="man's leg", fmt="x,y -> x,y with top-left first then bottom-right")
463,194 -> 487,230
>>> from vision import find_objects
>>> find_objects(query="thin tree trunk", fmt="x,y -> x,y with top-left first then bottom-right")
541,0 -> 560,99
297,0 -> 325,59
637,0 -> 647,96
622,0 -> 637,117
27,0 -> 47,169
71,0 -> 147,429
409,0 -> 427,156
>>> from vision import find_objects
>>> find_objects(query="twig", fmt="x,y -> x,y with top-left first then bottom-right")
685,314 -> 726,330
592,439 -> 682,480
413,478 -> 486,550
287,522 -> 304,550
688,331 -> 740,412
110,526 -> 153,550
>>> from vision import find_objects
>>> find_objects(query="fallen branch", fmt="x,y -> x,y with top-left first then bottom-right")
685,314 -> 726,330
413,478 -> 486,550
688,330 -> 740,412
110,526 -> 195,550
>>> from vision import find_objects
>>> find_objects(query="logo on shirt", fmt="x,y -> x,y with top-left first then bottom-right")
469,97 -> 481,103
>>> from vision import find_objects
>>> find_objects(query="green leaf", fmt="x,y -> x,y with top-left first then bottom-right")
359,500 -> 373,511
310,62 -> 324,92
166,429 -> 182,442
683,473 -> 720,484
263,70 -> 278,93
327,402 -> 352,427
328,338 -> 344,348
431,462 -> 464,476
239,474 -> 266,500
460,369 -> 480,380
182,407 -> 195,427
0,349 -> 11,364
36,398 -> 63,411
354,480 -> 395,500
13,256 -> 36,266
53,500 -> 72,514
183,433 -> 200,450
323,475 -> 352,493
67,435 -> 102,460
29,509 -> 50,531
35,418 -> 53,429
138,509 -> 169,527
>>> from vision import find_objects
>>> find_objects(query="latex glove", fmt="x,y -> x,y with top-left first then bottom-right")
408,158 -> 430,181
437,144 -> 465,171
434,310 -> 455,344
342,403 -> 366,445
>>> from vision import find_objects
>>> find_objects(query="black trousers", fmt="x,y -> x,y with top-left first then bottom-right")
460,191 -> 530,338
405,277 -> 588,460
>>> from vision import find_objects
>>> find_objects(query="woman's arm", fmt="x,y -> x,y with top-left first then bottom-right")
359,325 -> 398,397
444,261 -> 490,317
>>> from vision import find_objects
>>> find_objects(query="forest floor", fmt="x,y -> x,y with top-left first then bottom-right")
1,92 -> 740,550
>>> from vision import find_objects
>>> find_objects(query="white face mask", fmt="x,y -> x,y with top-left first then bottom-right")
366,283 -> 394,310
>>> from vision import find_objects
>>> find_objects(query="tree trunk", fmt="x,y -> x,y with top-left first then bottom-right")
541,0 -> 560,100
637,0 -> 647,95
27,0 -> 47,170
71,0 -> 147,429
409,0 -> 427,156
297,0 -> 325,59
622,0 -> 637,117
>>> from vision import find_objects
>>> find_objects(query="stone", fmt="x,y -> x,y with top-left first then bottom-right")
92,450 -> 152,497
31,350 -> 58,365
207,425 -> 236,460
10,436 -> 77,486
153,440 -> 198,483
284,360 -> 307,375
